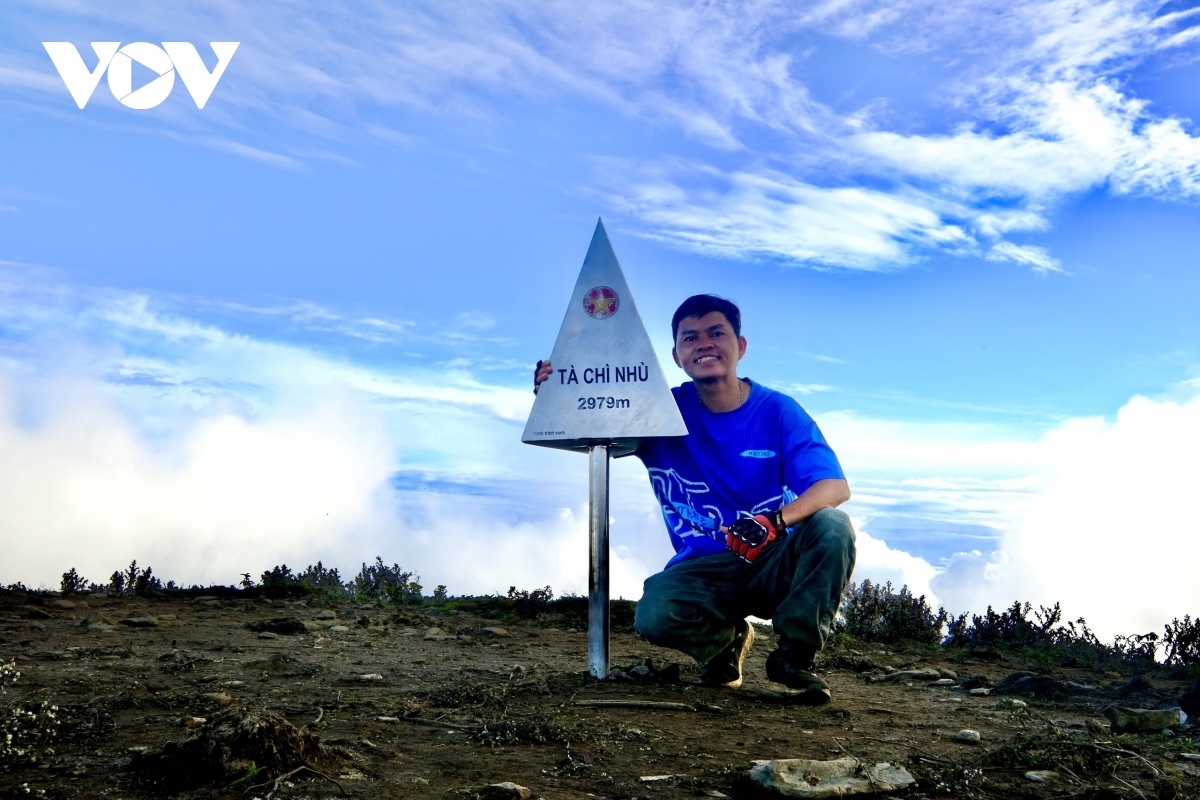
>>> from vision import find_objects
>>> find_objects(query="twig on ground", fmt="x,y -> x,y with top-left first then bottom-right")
1057,764 -> 1084,786
244,764 -> 349,799
1112,774 -> 1147,800
906,744 -> 958,765
312,706 -> 324,725
573,700 -> 693,711
857,735 -> 904,745
399,716 -> 481,732
1027,740 -> 1161,777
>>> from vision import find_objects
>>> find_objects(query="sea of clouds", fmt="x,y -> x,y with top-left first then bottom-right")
2,312 -> 1197,642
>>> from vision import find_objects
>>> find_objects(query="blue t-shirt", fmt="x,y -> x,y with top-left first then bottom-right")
636,379 -> 845,569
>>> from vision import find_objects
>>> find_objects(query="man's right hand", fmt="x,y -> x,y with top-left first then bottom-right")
533,358 -> 553,394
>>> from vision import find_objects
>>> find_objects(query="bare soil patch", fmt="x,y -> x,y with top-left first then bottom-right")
2,590 -> 1197,799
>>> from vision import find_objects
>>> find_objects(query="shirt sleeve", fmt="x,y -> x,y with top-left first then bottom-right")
778,397 -> 845,497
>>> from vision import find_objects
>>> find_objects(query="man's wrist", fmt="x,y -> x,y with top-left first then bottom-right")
772,508 -> 787,532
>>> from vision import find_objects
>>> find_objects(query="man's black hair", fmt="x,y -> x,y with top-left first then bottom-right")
671,294 -> 742,341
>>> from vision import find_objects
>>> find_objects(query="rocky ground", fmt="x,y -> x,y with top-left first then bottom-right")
1,589 -> 1198,799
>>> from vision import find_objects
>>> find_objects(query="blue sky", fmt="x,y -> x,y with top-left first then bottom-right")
2,0 -> 1200,637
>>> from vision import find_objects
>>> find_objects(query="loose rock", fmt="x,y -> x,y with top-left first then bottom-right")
1103,705 -> 1187,733
315,610 -> 337,620
120,617 -> 159,628
954,729 -> 981,744
749,757 -> 916,797
475,782 -> 532,800
329,625 -> 350,633
877,668 -> 941,683
80,611 -> 115,627
1025,770 -> 1058,783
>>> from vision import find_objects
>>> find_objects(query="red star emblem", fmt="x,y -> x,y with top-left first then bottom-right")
582,286 -> 619,319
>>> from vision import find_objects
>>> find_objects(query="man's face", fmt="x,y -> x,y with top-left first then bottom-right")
672,311 -> 747,381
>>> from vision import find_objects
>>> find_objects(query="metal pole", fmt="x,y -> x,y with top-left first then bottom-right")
588,444 -> 611,679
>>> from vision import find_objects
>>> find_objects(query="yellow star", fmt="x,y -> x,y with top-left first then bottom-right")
591,294 -> 614,314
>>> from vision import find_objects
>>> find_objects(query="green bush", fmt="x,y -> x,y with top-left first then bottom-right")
836,580 -> 947,644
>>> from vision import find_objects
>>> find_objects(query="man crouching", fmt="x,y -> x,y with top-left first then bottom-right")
536,294 -> 855,703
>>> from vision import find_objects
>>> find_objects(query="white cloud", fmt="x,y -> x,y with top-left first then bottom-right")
987,242 -> 1063,274
930,391 -> 1200,639
848,518 -> 939,602
0,372 -> 399,589
607,164 -> 974,269
786,383 -> 838,395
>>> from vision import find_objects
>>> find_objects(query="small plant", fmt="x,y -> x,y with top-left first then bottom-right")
353,558 -> 422,605
226,761 -> 259,788
836,580 -> 947,644
298,561 -> 346,594
260,564 -> 298,590
508,585 -> 554,619
1,700 -> 60,771
60,568 -> 88,594
0,660 -> 18,694
1163,615 -> 1200,666
133,566 -> 163,596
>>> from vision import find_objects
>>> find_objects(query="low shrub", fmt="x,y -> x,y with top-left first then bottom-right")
1163,615 -> 1200,666
508,585 -> 554,618
353,557 -> 422,604
836,580 -> 947,644
60,568 -> 88,594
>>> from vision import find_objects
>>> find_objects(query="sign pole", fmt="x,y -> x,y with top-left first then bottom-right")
588,443 -> 611,679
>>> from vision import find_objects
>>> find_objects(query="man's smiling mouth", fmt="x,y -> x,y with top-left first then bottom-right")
695,355 -> 719,364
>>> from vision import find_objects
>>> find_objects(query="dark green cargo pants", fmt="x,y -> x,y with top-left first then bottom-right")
633,507 -> 856,665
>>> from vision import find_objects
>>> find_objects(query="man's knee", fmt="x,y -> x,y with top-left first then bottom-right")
634,582 -> 710,645
810,507 -> 854,545
634,592 -> 680,644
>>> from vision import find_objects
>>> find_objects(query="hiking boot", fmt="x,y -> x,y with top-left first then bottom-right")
765,643 -> 831,705
699,619 -> 755,688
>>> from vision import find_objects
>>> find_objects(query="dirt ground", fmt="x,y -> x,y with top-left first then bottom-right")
2,589 -> 1198,800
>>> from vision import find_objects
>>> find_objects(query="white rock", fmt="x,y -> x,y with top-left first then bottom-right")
954,729 -> 981,744
1025,770 -> 1058,783
749,757 -> 915,797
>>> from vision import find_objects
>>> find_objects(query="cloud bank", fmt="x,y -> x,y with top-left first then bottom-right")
2,275 -> 1198,641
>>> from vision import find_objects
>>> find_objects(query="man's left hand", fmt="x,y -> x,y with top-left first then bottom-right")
726,515 -> 778,563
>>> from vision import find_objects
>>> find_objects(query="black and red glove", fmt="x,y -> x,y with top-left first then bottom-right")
726,514 -> 779,563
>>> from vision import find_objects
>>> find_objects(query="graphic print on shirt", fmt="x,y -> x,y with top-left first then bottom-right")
647,468 -> 724,540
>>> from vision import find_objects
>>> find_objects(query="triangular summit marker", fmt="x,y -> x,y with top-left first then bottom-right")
522,219 -> 687,455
